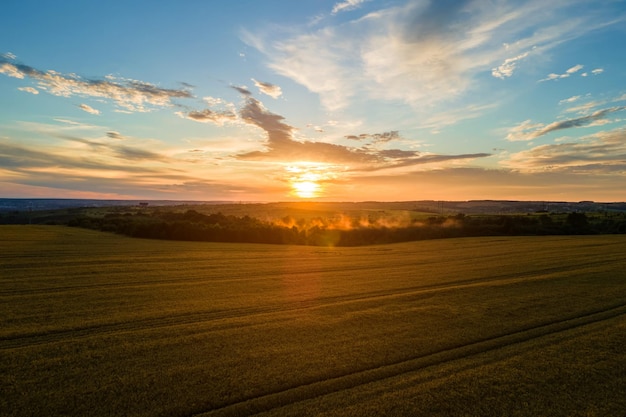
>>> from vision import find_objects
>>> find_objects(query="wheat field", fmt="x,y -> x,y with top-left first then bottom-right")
1,225 -> 625,416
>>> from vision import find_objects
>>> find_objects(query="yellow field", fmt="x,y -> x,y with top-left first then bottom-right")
1,226 -> 625,416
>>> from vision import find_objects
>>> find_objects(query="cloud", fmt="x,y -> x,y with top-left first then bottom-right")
232,85 -> 252,96
58,135 -> 170,162
106,131 -> 125,140
491,51 -> 530,79
582,68 -> 605,77
18,86 -> 39,95
507,106 -> 626,141
245,1 -> 621,112
559,95 -> 581,105
345,131 -> 400,143
252,79 -> 282,98
177,108 -> 238,126
0,139 -> 264,199
539,64 -> 584,82
0,141 -> 163,172
235,95 -> 366,163
0,62 -> 25,79
0,57 -> 193,112
233,90 -> 490,169
504,127 -> 626,174
79,103 -> 100,115
332,0 -> 368,14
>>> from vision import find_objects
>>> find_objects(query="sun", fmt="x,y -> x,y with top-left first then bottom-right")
286,163 -> 332,199
292,180 -> 320,198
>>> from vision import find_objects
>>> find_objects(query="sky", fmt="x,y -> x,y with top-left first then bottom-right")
1,0 -> 626,202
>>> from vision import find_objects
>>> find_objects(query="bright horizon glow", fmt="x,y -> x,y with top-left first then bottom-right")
292,181 -> 320,199
286,163 -> 331,199
1,1 -> 626,202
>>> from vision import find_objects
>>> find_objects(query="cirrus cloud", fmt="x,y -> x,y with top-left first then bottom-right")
504,127 -> 626,174
507,106 -> 626,141
0,57 -> 193,112
244,0 -> 622,114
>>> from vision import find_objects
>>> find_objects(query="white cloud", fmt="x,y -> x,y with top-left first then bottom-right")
506,119 -> 546,141
78,104 -> 101,115
566,64 -> 584,74
592,68 -> 604,75
332,0 -> 368,15
246,1 -> 621,112
559,95 -> 581,105
539,64 -> 592,82
492,51 -> 530,79
565,100 -> 602,114
0,62 -> 25,79
0,59 -> 193,112
18,86 -> 39,95
539,64 -> 583,81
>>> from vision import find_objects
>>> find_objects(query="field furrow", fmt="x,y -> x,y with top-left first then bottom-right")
1,258 -> 611,348
195,301 -> 626,416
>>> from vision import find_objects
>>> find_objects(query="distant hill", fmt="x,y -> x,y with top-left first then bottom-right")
1,198 -> 625,214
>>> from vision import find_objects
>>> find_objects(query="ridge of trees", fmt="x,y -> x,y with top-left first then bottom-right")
64,209 -> 626,246
2,207 -> 625,246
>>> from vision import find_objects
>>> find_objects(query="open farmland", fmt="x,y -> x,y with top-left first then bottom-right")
1,226 -> 626,416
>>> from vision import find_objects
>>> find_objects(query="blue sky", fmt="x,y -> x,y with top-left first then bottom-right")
1,0 -> 626,201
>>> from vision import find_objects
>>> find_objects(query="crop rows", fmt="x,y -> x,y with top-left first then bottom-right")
2,226 -> 626,416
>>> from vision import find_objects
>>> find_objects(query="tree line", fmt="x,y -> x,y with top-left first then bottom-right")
2,207 -> 625,245
57,209 -> 626,246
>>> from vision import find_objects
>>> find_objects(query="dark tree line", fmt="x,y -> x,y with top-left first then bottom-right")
2,206 -> 625,245
56,209 -> 626,246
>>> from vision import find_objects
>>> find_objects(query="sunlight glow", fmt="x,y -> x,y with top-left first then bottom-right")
292,180 -> 320,198
286,162 -> 338,199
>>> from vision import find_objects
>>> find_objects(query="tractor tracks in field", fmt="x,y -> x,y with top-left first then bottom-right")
192,301 -> 626,417
0,259 -> 618,350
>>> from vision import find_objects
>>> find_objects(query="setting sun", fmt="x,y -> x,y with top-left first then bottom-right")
292,180 -> 320,198
285,163 -> 336,199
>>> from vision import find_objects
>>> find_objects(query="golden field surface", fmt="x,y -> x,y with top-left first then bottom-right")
1,225 -> 626,416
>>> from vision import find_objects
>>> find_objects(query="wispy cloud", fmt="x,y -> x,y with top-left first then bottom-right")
177,108 -> 238,125
0,57 -> 193,112
504,127 -> 626,174
106,131 -> 125,140
492,51 -> 530,79
244,1 -> 622,114
345,131 -> 400,143
507,106 -> 626,141
252,79 -> 282,98
581,68 -> 604,77
559,95 -> 581,105
539,64 -> 584,82
79,103 -> 100,115
18,86 -> 39,95
332,0 -> 368,15
58,135 -> 169,162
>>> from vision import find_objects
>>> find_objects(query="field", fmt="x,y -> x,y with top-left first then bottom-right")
2,225 -> 626,416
